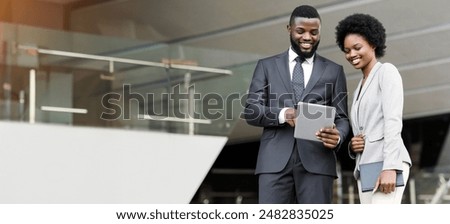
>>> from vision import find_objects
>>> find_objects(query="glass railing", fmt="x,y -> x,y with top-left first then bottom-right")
0,22 -> 262,136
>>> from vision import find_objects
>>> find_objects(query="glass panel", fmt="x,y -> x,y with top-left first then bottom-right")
0,22 -> 262,137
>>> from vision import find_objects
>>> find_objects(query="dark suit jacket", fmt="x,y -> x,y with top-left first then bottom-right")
244,50 -> 350,177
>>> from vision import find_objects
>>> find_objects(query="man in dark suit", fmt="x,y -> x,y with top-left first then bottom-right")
244,5 -> 350,204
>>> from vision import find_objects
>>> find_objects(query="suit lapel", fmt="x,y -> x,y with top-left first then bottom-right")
356,62 -> 382,102
352,80 -> 363,132
352,62 -> 382,133
301,55 -> 325,101
352,80 -> 362,107
275,51 -> 294,96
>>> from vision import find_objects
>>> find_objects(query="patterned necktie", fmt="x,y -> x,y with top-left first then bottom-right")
292,56 -> 305,103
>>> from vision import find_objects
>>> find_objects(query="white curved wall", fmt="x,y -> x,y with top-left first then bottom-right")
0,121 -> 227,203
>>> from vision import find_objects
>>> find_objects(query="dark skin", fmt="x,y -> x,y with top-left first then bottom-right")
345,33 -> 396,194
285,17 -> 341,149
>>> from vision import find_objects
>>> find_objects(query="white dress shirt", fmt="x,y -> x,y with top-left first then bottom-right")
279,47 -> 315,124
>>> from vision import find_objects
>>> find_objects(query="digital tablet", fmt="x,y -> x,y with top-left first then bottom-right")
293,102 -> 336,141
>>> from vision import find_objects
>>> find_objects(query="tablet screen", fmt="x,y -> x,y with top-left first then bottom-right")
294,102 -> 336,141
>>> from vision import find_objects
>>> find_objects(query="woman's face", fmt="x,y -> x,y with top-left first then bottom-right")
343,33 -> 377,73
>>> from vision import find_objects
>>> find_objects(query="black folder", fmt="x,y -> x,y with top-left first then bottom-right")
359,161 -> 404,192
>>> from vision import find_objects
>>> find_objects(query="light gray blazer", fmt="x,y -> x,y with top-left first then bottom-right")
349,62 -> 412,179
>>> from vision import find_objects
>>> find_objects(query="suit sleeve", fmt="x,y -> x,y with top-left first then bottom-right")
333,65 -> 350,151
244,60 -> 283,127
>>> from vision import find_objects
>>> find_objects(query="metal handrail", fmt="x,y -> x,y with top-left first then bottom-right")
17,44 -> 233,75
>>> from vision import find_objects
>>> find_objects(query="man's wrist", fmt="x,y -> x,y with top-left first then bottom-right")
278,107 -> 289,124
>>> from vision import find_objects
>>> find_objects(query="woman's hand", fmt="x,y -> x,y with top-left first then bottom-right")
350,134 -> 365,153
374,170 -> 397,194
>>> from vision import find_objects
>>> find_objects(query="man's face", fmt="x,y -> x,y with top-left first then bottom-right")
288,17 -> 321,58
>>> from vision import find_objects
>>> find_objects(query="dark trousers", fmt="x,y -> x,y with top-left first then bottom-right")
258,147 -> 334,204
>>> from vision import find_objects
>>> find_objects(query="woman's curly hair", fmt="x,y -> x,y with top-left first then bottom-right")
335,13 -> 386,58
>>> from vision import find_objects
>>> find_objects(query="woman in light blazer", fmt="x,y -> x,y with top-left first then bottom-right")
335,14 -> 412,203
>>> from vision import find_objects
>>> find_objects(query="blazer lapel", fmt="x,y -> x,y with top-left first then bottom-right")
301,55 -> 324,101
356,62 -> 382,102
352,80 -> 362,107
275,51 -> 294,97
352,79 -> 363,133
352,62 -> 382,134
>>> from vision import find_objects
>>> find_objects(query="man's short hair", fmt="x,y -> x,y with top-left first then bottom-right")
289,5 -> 321,25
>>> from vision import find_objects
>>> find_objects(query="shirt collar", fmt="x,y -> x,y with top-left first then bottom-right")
288,47 -> 314,64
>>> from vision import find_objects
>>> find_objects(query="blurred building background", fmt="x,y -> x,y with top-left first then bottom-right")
0,0 -> 449,204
